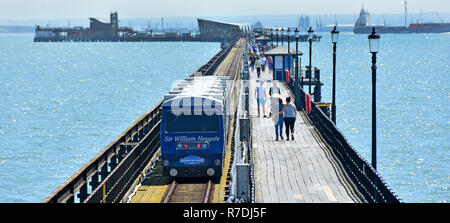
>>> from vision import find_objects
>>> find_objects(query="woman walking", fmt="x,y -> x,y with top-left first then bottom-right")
255,57 -> 262,78
271,96 -> 284,141
283,96 -> 297,141
267,56 -> 273,72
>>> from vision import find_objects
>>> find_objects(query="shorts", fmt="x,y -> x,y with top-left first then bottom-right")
257,98 -> 266,105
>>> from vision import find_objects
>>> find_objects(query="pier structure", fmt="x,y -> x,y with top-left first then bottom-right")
34,13 -> 321,43
42,28 -> 399,203
249,67 -> 361,202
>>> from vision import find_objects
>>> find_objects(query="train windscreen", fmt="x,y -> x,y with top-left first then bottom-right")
164,111 -> 220,133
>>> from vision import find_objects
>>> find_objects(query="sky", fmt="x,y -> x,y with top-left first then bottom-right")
1,0 -> 450,20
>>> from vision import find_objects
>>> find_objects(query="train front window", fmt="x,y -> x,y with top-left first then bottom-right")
164,111 -> 220,133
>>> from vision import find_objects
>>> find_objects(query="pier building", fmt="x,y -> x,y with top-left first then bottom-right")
197,18 -> 250,41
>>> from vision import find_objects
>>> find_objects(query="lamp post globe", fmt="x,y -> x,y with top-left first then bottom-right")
369,27 -> 380,53
307,26 -> 314,40
331,25 -> 339,43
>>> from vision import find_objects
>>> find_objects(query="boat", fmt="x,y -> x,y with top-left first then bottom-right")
353,3 -> 450,34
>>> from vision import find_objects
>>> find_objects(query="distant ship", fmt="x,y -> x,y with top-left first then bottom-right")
353,3 -> 450,34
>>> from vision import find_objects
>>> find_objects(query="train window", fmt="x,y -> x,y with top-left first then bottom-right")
164,111 -> 220,133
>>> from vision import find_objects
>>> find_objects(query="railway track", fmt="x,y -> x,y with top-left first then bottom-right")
225,38 -> 245,79
162,180 -> 214,203
160,39 -> 245,204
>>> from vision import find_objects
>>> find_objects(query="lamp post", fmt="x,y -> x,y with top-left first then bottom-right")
307,26 -> 314,95
331,26 -> 339,124
287,27 -> 291,71
270,28 -> 273,48
294,27 -> 300,107
281,27 -> 284,45
368,27 -> 380,170
276,28 -> 279,47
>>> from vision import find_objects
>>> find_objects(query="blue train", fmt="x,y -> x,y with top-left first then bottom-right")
160,76 -> 234,177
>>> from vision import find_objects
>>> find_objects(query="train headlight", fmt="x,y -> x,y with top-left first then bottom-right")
214,159 -> 221,166
169,168 -> 178,177
207,168 -> 215,177
163,159 -> 170,166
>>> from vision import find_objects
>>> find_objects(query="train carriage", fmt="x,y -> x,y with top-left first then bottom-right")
160,76 -> 232,177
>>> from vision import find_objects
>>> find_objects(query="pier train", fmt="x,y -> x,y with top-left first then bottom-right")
160,76 -> 233,177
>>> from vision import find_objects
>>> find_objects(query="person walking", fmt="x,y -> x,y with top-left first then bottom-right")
267,56 -> 273,72
283,96 -> 297,141
271,96 -> 284,140
268,81 -> 281,117
255,80 -> 267,117
269,81 -> 281,97
260,56 -> 266,72
249,53 -> 255,71
255,57 -> 262,78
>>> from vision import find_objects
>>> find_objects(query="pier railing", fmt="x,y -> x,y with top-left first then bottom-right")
43,36 -> 240,203
288,82 -> 400,203
42,101 -> 162,203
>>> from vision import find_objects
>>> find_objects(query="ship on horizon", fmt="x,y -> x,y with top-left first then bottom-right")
353,2 -> 450,34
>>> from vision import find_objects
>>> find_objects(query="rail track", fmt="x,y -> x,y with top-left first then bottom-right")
162,180 -> 214,203
160,38 -> 245,204
225,38 -> 245,79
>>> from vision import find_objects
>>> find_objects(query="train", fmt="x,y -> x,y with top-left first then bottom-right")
160,76 -> 233,177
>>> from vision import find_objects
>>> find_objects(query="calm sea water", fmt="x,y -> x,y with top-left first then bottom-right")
0,34 -> 220,202
0,33 -> 448,203
301,32 -> 449,203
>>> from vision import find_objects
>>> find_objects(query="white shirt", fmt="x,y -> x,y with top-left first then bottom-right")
256,85 -> 266,99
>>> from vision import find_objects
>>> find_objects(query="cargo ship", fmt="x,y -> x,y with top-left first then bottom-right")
353,3 -> 450,34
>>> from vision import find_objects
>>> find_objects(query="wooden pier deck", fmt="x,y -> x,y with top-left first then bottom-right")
249,67 -> 363,203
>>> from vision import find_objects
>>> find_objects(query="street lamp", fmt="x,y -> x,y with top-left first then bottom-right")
270,28 -> 273,48
276,28 -> 279,47
307,26 -> 314,95
294,27 -> 300,107
331,26 -> 339,124
287,27 -> 291,71
280,27 -> 284,45
368,27 -> 380,170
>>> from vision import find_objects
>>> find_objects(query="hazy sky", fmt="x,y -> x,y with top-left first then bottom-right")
2,0 -> 450,20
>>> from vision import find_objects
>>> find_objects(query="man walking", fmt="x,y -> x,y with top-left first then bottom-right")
255,80 -> 267,118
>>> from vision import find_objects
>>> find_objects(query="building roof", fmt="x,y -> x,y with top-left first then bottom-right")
255,35 -> 271,41
264,45 -> 303,56
197,18 -> 248,28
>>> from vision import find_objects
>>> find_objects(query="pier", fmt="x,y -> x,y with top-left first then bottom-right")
34,13 -> 321,43
249,70 -> 361,202
42,26 -> 399,203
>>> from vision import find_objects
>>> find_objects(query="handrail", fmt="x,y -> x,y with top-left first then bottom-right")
42,101 -> 163,203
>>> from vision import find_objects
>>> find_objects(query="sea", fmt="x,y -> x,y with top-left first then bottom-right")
0,33 -> 448,203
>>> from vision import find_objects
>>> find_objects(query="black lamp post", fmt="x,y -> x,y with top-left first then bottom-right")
281,27 -> 284,45
287,27 -> 291,71
368,27 -> 380,170
307,26 -> 314,95
294,27 -> 300,105
270,28 -> 273,48
276,28 -> 279,47
331,26 -> 339,124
